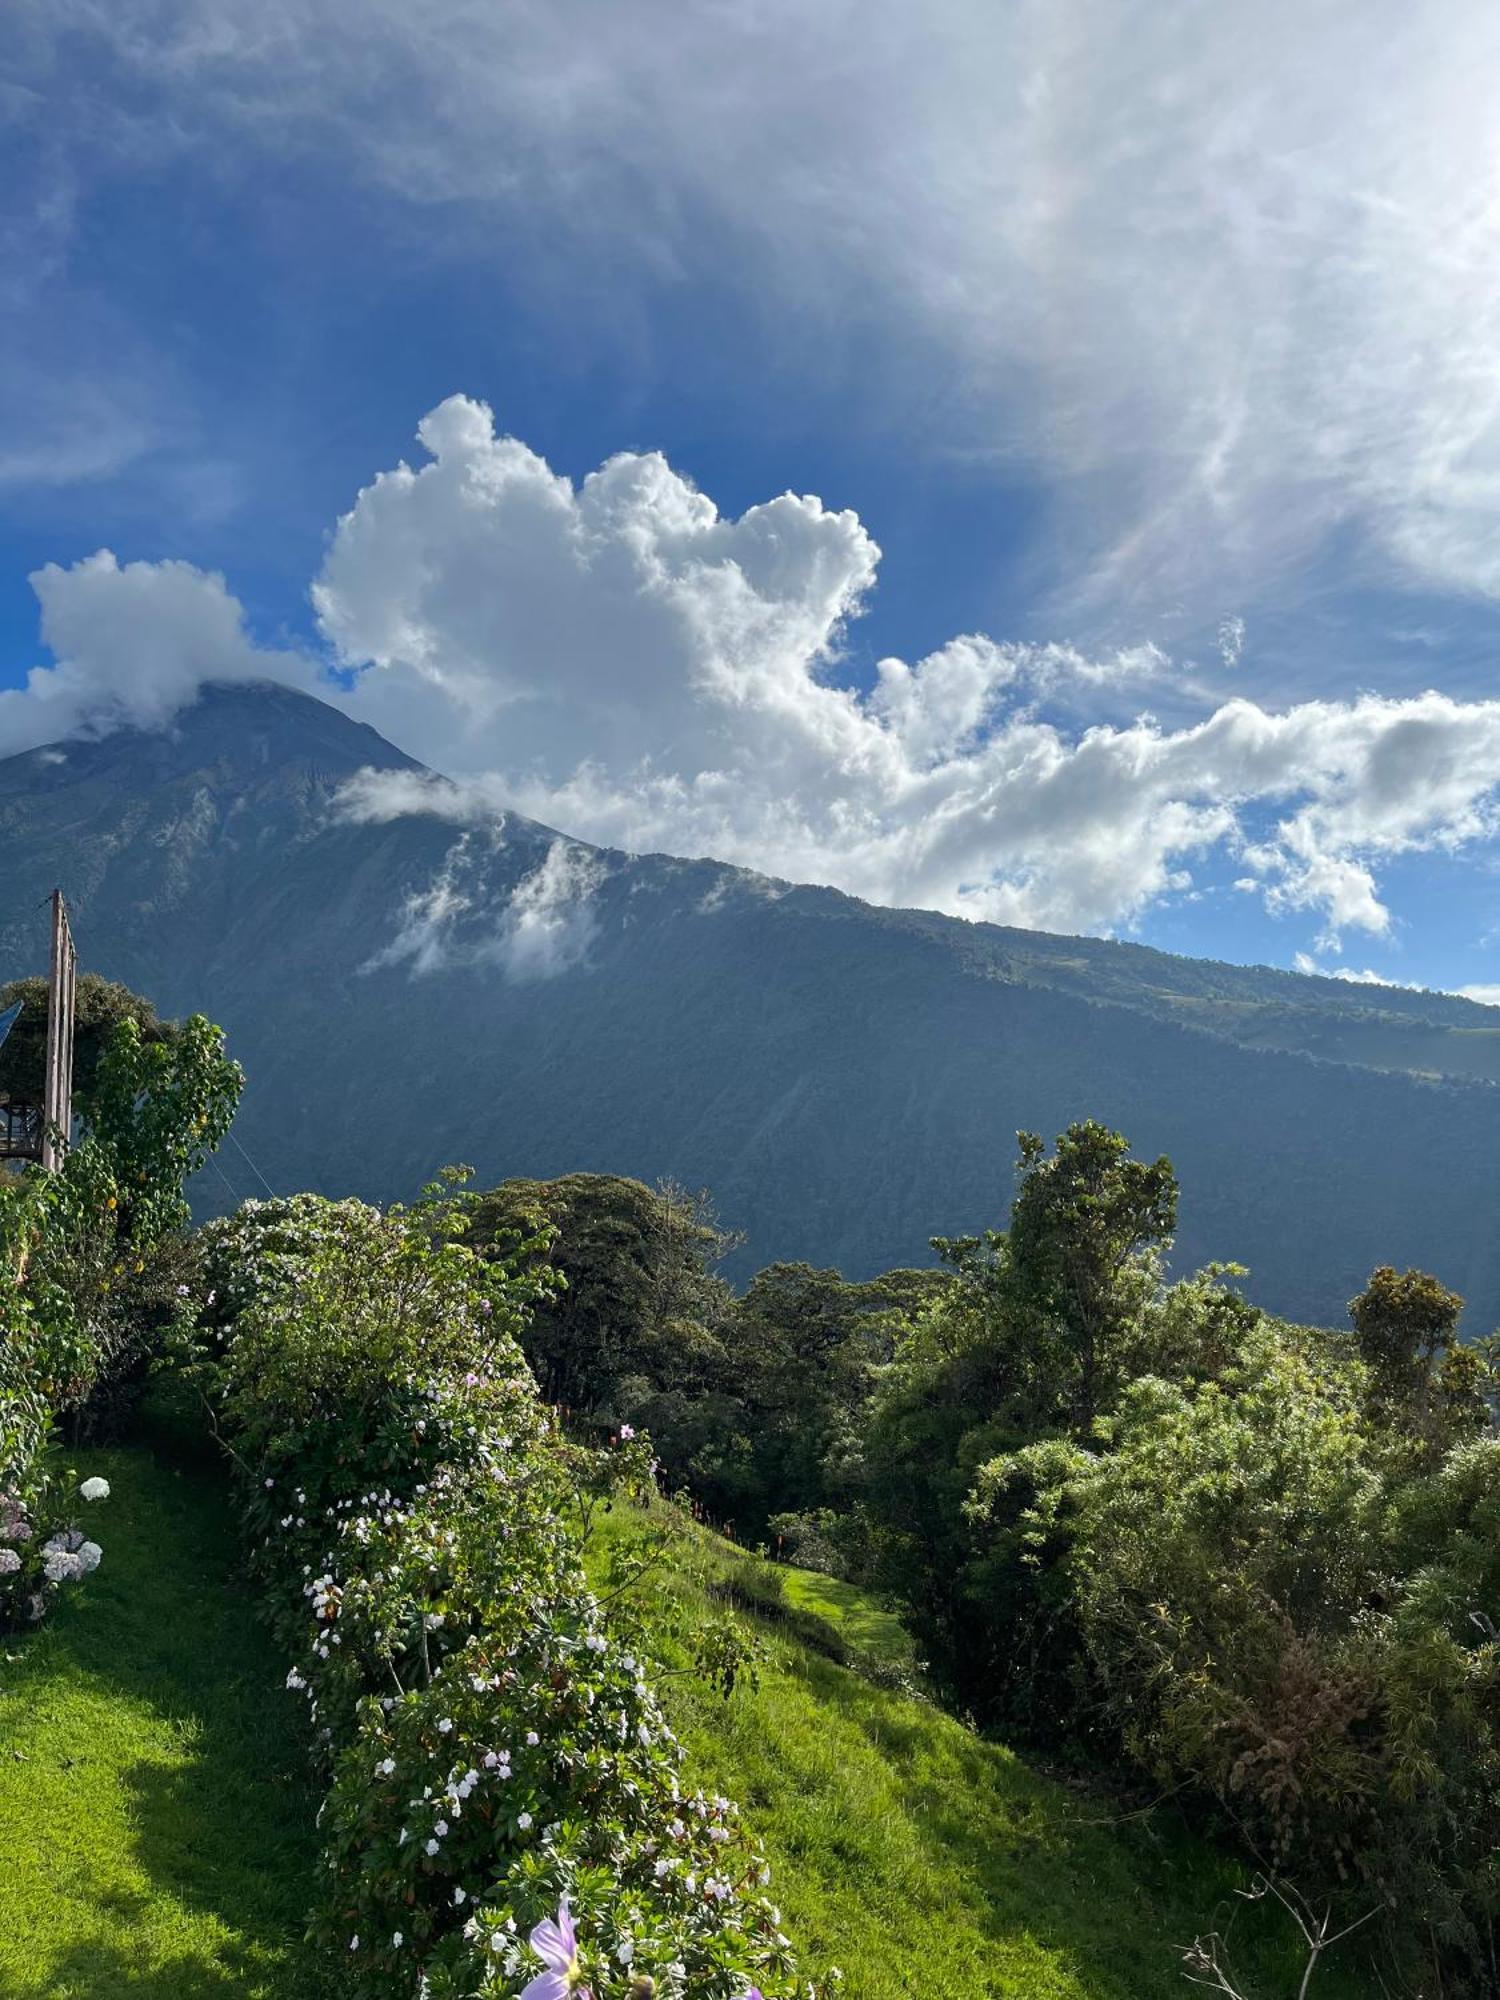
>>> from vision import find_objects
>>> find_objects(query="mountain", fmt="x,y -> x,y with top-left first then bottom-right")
3,680 -> 1500,1327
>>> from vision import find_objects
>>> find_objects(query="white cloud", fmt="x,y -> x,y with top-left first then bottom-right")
310,403 -> 1500,939
1292,954 -> 1415,989
1457,985 -> 1500,1009
1217,617 -> 1245,672
21,0 -> 1500,617
363,823 -> 608,981
0,549 -> 311,753
499,840 -> 608,981
15,399 -> 1500,954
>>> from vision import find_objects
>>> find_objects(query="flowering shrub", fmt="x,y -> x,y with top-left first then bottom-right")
0,1007 -> 239,1629
194,1188 -> 816,1999
0,1468 -> 109,1629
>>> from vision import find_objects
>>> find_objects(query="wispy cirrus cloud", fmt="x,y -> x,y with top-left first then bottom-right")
13,0 -> 1500,626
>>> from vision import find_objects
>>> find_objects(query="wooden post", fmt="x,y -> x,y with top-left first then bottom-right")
40,889 -> 76,1173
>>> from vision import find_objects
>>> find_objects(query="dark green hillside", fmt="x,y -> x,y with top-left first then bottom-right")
3,682 -> 1499,1325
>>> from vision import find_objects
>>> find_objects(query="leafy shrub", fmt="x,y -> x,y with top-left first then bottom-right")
969,1327 -> 1500,1987
0,1007 -> 239,1628
193,1188 -> 816,1999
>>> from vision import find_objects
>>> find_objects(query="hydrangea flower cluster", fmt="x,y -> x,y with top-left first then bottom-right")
196,1192 -> 817,2000
0,1475 -> 108,1626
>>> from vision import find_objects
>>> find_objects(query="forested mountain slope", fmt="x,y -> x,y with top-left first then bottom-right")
3,680 -> 1498,1325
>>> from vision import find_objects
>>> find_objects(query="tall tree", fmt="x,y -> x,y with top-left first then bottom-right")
1007,1121 -> 1177,1427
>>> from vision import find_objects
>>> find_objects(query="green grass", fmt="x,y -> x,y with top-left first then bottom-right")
0,1429 -> 1374,2000
775,1566 -> 915,1675
0,1423 -> 321,2000
586,1504 -> 1369,2000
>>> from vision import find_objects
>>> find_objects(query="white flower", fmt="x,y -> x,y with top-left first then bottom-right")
77,1542 -> 103,1574
517,1811 -> 532,1830
79,1477 -> 110,1502
617,1940 -> 635,1964
392,1932 -> 403,1948
378,1758 -> 396,1776
425,1838 -> 439,1856
0,1549 -> 20,1576
525,1730 -> 539,1746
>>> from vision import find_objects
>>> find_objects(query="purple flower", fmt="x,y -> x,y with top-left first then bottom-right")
618,1424 -> 636,1442
521,1896 -> 589,1999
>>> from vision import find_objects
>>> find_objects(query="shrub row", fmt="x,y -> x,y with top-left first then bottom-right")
193,1191 -> 815,2000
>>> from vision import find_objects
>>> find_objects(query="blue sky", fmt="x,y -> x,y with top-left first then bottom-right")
6,2 -> 1500,995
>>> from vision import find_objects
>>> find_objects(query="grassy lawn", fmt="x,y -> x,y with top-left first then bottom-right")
0,1423 -> 321,2000
586,1503 -> 1369,2000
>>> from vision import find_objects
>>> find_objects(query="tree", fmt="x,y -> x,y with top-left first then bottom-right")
0,974 -> 178,1117
469,1173 -> 736,1411
716,1261 -> 951,1528
1348,1264 -> 1485,1453
1007,1121 -> 1177,1427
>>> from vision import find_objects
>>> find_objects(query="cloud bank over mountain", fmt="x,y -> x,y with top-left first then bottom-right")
8,397 -> 1500,953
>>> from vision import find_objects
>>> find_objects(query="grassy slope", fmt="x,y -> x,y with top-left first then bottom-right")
0,1429 -> 321,2000
586,1504 -> 1367,2000
775,1566 -> 915,1674
0,1426 -> 1371,2000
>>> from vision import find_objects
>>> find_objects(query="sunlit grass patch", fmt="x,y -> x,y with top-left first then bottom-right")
0,1432 -> 320,2000
586,1502 -> 1366,2000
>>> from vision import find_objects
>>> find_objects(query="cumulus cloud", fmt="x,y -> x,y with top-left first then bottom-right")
0,549 -> 310,753
20,0 -> 1500,618
14,399 -> 1500,953
311,402 -> 1500,940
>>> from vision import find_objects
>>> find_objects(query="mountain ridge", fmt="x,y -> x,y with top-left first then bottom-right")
3,681 -> 1499,1326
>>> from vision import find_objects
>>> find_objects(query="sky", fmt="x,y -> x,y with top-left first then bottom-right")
6,1 -> 1500,994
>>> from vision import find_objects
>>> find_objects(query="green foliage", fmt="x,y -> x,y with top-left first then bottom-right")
0,971 -> 178,1116
971,1337 -> 1389,1876
0,1004 -> 241,1631
471,1173 -> 734,1412
472,1174 -> 946,1546
1349,1262 -> 1487,1456
191,1186 -> 818,1999
838,1118 -> 1500,1988
584,1502 -> 1368,2000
